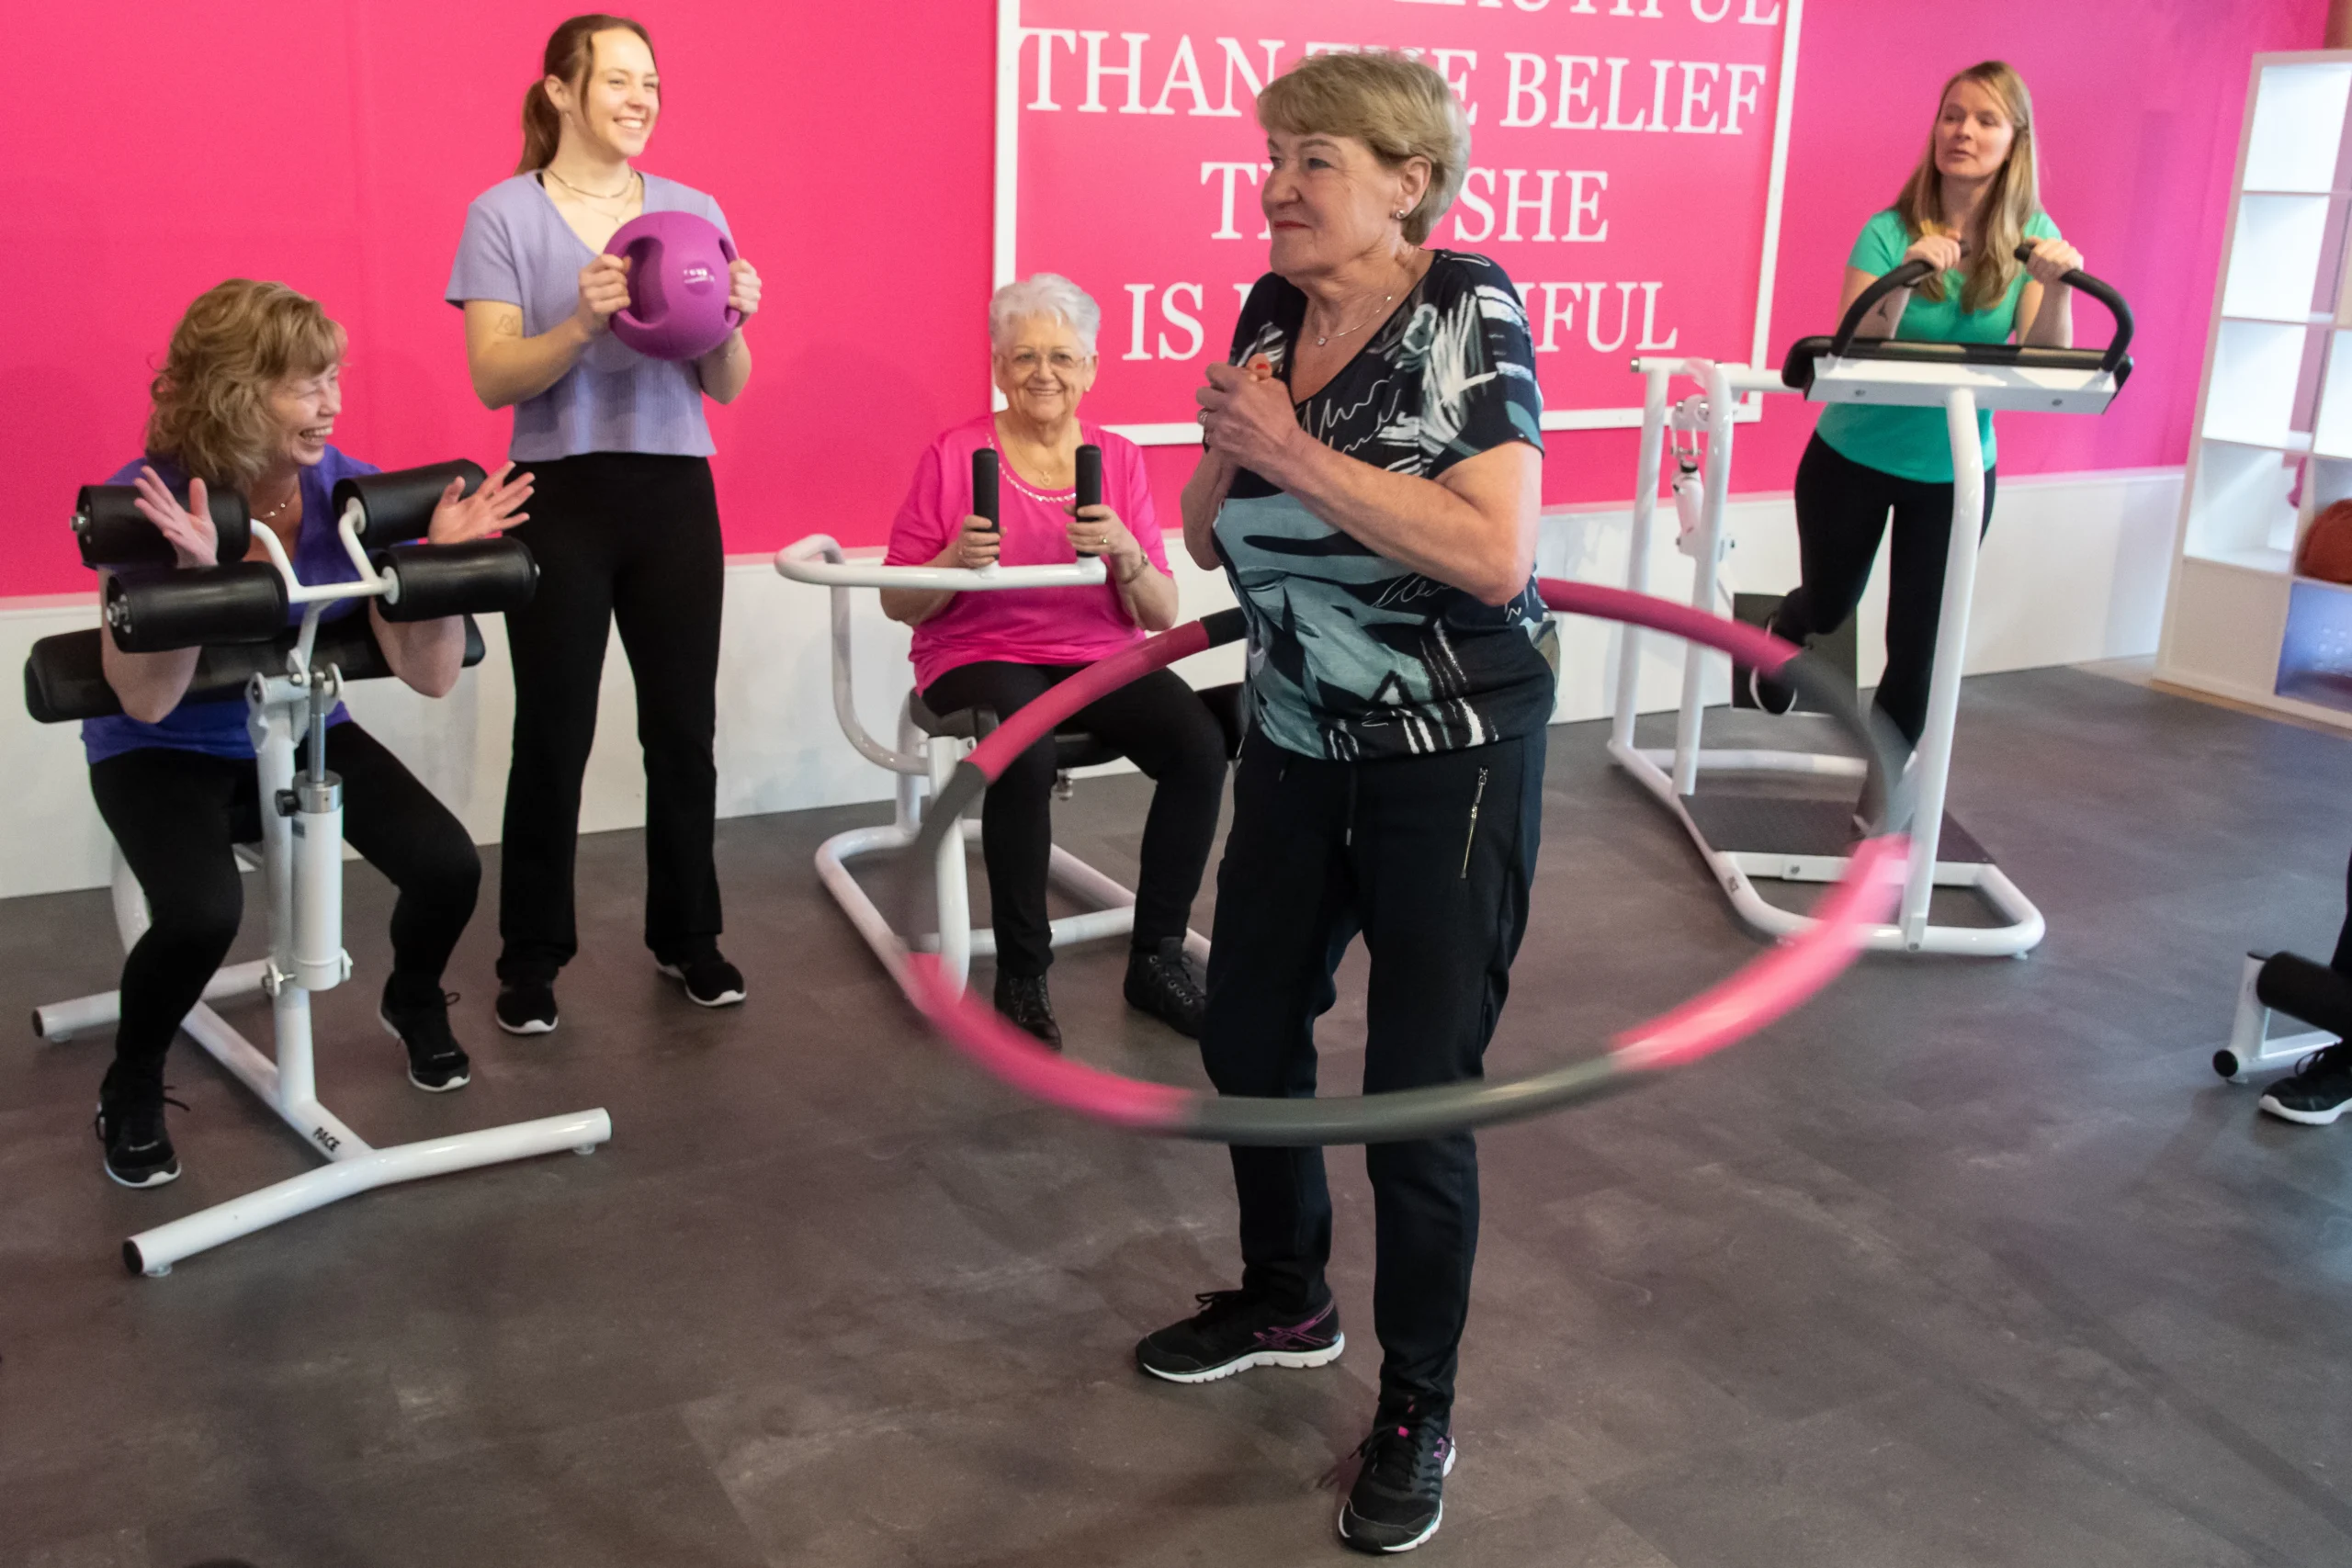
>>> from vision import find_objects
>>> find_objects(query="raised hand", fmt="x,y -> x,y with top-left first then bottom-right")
130,466 -> 219,569
426,461 -> 534,545
574,253 -> 634,336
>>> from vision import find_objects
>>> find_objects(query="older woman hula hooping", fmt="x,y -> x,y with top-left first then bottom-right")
448,14 -> 763,1034
1751,62 -> 2083,805
881,276 -> 1228,1047
85,280 -> 528,1189
1135,51 -> 1552,1553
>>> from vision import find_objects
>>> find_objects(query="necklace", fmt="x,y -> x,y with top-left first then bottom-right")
252,480 -> 299,525
1310,274 -> 1406,347
544,165 -> 639,204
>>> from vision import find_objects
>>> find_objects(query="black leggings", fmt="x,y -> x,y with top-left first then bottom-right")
1200,729 -> 1544,1416
921,661 -> 1227,978
88,725 -> 481,1104
1777,434 -> 1998,749
497,453 -> 724,981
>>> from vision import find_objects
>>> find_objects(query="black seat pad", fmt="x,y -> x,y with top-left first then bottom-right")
907,679 -> 1247,770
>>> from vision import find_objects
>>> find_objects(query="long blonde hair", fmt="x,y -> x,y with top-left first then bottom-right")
1893,62 -> 2041,313
518,14 -> 657,174
145,280 -> 346,492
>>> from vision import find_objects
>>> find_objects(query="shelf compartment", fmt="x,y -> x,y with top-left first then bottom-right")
2223,194 -> 2333,320
2277,576 -> 2352,709
2186,443 -> 2303,566
2245,62 -> 2352,193
2204,321 -> 2316,446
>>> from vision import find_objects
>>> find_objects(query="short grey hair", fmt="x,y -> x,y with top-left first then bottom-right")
989,273 -> 1101,356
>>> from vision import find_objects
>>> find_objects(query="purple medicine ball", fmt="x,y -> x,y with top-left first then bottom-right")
604,210 -> 741,361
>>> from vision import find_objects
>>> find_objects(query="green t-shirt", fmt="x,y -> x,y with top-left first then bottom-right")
1814,208 -> 2063,484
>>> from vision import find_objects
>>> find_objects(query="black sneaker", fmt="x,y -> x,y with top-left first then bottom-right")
1136,1288 -> 1344,1383
993,971 -> 1061,1050
379,988 -> 471,1093
2260,1043 -> 2352,1125
495,980 -> 559,1036
95,1093 -> 187,1189
1125,938 -> 1206,1038
1338,1403 -> 1456,1553
1745,614 -> 1801,716
658,953 -> 746,1008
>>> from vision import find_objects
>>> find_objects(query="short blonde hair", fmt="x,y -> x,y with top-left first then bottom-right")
146,280 -> 346,492
1257,51 -> 1469,245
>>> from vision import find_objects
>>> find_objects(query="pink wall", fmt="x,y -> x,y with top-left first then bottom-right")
3,0 -> 2324,599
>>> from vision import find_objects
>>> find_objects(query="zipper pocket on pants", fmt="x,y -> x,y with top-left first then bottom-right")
1460,766 -> 1490,879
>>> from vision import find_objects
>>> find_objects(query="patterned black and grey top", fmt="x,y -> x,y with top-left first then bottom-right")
1213,250 -> 1557,761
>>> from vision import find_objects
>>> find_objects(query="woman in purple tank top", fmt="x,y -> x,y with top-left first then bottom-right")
447,14 -> 764,1034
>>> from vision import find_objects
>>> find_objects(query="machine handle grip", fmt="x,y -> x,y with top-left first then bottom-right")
972,449 -> 1000,535
2011,243 -> 2134,378
1826,258 -> 1935,361
1073,444 -> 1102,556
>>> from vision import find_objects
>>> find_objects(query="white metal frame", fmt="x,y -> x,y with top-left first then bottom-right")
1611,351 -> 2120,956
2214,953 -> 2335,1081
989,0 -> 1806,442
775,536 -> 1210,989
36,513 -> 610,1276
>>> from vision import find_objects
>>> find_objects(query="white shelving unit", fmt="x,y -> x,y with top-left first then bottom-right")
2159,51 -> 2352,725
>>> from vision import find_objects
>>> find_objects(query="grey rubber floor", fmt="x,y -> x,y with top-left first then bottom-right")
3,666 -> 2349,1567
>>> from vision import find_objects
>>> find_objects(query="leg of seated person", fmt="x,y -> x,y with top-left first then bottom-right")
88,748 -> 251,1105
322,722 -> 481,1005
1068,669 -> 1227,953
920,661 -> 1065,978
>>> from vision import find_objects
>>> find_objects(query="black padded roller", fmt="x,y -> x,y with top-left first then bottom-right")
2256,952 -> 2352,1039
28,615 -> 490,725
74,483 -> 252,570
333,460 -> 488,548
1074,443 -> 1102,557
103,564 -> 288,653
972,448 -> 1000,534
373,538 -> 538,622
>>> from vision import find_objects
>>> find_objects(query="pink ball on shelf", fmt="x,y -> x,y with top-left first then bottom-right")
603,211 -> 741,361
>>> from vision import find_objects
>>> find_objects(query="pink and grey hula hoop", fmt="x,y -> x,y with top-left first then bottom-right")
895,579 -> 1911,1145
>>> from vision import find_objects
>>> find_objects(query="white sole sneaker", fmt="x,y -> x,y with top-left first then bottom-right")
1139,1333 -> 1345,1384
1338,1440 -> 1457,1553
379,1010 -> 472,1093
104,1159 -> 180,1190
657,963 -> 746,1008
2257,1091 -> 2349,1125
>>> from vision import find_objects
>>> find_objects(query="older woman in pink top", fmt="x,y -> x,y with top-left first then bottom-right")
883,274 -> 1227,1047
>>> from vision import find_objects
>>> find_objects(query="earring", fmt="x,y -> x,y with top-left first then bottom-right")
1392,209 -> 1408,220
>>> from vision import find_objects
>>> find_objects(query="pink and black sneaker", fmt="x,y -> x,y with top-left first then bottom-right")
1135,1288 -> 1344,1383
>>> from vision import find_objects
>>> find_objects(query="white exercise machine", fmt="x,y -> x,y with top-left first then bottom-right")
1611,251 -> 2134,956
775,449 -> 1231,990
27,465 -> 610,1275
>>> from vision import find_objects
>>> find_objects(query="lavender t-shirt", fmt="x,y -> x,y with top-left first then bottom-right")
446,173 -> 731,461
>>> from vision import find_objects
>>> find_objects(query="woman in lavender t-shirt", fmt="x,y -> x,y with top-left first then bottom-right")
447,15 -> 762,1034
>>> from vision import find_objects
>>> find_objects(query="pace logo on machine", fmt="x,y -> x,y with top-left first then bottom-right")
997,0 -> 1803,440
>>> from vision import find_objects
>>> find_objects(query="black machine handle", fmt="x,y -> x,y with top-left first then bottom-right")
972,448 -> 1000,535
2011,243 -> 2134,378
332,460 -> 489,548
1073,443 -> 1102,557
1824,258 -> 1935,360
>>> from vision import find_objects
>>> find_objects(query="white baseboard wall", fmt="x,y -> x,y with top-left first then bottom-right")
0,467 -> 2182,900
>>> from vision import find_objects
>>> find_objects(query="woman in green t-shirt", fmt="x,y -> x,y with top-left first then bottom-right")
1756,60 -> 2086,754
